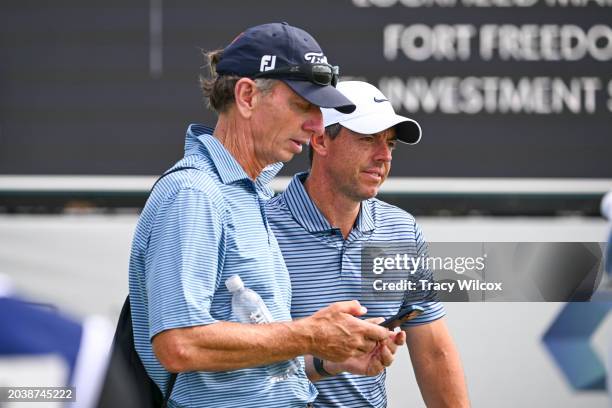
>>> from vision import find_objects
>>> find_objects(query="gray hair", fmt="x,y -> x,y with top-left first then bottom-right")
199,49 -> 277,113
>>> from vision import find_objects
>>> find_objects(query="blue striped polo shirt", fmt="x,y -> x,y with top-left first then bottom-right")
266,172 -> 445,408
128,125 -> 317,408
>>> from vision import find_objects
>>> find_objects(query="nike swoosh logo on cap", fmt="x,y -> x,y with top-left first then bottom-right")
373,97 -> 389,103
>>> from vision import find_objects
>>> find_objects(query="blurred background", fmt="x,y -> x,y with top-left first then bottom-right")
1,1 -> 611,407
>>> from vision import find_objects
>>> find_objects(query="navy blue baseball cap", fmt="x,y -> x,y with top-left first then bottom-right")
215,22 -> 356,114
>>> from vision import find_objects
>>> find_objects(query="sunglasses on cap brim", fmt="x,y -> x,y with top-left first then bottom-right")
253,63 -> 339,87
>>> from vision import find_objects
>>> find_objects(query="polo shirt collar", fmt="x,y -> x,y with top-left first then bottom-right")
185,124 -> 283,186
357,198 -> 375,233
284,172 -> 376,234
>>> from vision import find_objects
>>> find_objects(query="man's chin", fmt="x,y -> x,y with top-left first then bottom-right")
275,150 -> 298,163
356,187 -> 380,201
279,154 -> 296,163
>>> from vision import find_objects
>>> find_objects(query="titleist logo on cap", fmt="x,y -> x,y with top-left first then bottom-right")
304,52 -> 327,63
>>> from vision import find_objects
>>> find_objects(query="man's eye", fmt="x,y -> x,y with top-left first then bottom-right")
294,98 -> 313,111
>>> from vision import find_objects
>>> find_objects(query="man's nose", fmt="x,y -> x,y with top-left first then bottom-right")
375,141 -> 393,162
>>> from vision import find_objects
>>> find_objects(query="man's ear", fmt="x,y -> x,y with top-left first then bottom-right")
233,78 -> 258,119
310,130 -> 330,159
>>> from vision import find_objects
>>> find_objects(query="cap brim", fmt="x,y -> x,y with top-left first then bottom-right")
339,113 -> 422,145
282,79 -> 356,114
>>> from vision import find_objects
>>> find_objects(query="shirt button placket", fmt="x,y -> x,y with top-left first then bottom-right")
256,193 -> 272,246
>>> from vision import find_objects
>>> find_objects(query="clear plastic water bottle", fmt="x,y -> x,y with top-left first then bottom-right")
225,274 -> 300,382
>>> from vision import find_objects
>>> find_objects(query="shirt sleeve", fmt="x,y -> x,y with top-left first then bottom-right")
401,221 -> 446,328
145,187 -> 225,339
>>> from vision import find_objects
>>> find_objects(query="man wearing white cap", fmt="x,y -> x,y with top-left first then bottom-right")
128,24 -> 395,408
267,81 -> 469,407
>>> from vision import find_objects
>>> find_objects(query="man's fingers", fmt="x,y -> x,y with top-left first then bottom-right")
385,337 -> 399,354
362,321 -> 393,342
382,330 -> 406,355
379,345 -> 395,367
355,338 -> 379,355
386,330 -> 406,347
394,330 -> 406,346
333,300 -> 367,317
365,317 -> 385,325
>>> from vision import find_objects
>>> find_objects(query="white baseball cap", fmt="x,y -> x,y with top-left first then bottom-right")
321,81 -> 422,144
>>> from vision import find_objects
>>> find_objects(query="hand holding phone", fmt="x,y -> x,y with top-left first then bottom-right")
379,305 -> 425,330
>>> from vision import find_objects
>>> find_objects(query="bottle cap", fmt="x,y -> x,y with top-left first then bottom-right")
225,274 -> 244,292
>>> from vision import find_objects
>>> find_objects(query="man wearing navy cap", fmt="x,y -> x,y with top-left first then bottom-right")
128,24 -> 399,408
268,81 -> 470,407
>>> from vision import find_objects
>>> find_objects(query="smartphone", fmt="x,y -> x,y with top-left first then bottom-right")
379,305 -> 425,329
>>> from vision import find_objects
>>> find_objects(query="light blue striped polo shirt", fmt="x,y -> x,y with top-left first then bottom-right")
266,172 -> 445,408
128,125 -> 317,408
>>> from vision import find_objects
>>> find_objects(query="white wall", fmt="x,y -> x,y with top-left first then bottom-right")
0,215 -> 609,407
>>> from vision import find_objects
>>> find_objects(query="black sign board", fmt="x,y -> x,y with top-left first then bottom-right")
1,0 -> 610,178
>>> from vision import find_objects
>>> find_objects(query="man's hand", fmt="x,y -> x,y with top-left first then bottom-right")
326,323 -> 407,377
153,300 -> 391,373
295,300 -> 391,362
